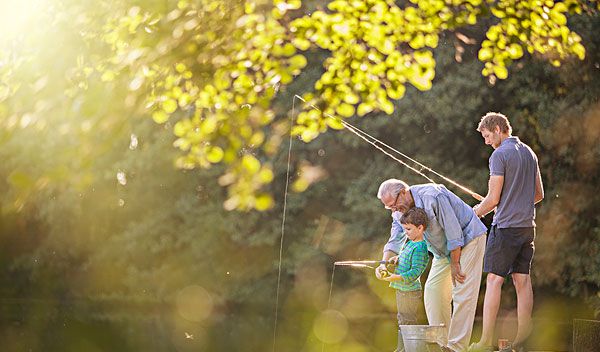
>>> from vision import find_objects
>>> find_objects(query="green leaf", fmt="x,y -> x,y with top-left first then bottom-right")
258,168 -> 274,183
572,43 -> 585,60
478,48 -> 493,61
241,155 -> 261,173
289,54 -> 307,69
207,146 -> 224,163
201,118 -> 217,134
326,116 -> 345,130
357,102 -> 374,116
152,111 -> 169,124
507,43 -> 523,59
343,92 -> 359,105
292,38 -> 311,51
387,84 -> 406,100
336,103 -> 355,118
292,178 -> 309,192
282,43 -> 296,56
254,194 -> 273,211
173,120 -> 188,137
380,98 -> 394,115
493,65 -> 508,79
163,99 -> 178,113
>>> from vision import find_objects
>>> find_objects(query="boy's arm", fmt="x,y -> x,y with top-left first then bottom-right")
390,245 -> 429,283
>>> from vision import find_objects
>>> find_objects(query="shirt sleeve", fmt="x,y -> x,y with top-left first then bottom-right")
489,150 -> 505,176
398,243 -> 429,283
383,211 -> 405,254
434,194 -> 465,251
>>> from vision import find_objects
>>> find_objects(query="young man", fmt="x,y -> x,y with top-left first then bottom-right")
471,112 -> 544,352
376,179 -> 487,352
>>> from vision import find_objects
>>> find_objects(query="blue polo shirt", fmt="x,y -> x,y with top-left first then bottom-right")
489,136 -> 539,228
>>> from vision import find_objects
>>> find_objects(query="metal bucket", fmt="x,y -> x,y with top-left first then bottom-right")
399,324 -> 447,352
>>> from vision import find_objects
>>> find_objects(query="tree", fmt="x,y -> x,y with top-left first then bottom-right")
0,3 -> 599,349
3,0 -> 594,210
84,0 -> 598,210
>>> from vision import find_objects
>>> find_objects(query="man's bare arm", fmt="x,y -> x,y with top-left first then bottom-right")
474,175 -> 504,217
534,165 -> 544,204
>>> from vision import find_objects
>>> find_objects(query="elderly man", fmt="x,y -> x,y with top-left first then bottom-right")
376,179 -> 487,352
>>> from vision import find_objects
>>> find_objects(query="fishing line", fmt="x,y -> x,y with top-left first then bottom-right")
272,95 -> 296,352
272,94 -> 483,351
292,95 -> 483,200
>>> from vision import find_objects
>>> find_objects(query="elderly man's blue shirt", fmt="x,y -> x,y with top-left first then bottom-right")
383,184 -> 487,259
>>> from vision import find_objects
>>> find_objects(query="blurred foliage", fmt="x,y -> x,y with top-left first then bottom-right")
2,0 -> 594,210
0,0 -> 599,351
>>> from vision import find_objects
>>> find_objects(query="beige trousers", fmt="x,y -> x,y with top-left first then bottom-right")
424,234 -> 486,352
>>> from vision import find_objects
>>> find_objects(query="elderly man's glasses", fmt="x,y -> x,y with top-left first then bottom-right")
384,191 -> 401,210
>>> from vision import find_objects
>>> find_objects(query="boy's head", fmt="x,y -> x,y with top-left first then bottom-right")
400,207 -> 428,241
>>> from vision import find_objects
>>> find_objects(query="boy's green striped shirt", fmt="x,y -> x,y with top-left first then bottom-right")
390,240 -> 429,292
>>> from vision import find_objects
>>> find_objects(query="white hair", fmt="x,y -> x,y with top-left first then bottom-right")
377,179 -> 409,199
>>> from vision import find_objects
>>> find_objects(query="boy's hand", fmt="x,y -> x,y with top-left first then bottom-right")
383,274 -> 402,282
388,255 -> 399,265
375,264 -> 388,280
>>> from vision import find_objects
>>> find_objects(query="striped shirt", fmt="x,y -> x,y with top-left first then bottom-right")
390,240 -> 429,292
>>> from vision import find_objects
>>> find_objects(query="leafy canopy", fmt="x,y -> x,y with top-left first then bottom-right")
2,0 -> 596,210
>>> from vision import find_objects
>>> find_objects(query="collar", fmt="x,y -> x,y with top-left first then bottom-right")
500,136 -> 519,146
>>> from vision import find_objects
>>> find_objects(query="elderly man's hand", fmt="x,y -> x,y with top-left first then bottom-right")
450,261 -> 466,286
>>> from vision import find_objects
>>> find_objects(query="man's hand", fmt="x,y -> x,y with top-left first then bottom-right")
450,261 -> 466,286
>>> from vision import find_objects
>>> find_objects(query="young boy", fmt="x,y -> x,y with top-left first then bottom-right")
383,207 -> 430,352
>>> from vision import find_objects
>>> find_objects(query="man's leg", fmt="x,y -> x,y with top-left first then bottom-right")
512,273 -> 533,345
424,256 -> 452,328
447,234 -> 486,352
478,273 -> 504,346
511,227 -> 536,347
473,226 -> 515,350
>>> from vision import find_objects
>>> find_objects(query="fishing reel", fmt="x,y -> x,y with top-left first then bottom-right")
378,262 -> 397,278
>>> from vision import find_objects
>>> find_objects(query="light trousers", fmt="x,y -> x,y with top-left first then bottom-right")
424,234 -> 486,352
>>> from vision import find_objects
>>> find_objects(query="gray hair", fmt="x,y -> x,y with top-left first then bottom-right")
377,179 -> 409,200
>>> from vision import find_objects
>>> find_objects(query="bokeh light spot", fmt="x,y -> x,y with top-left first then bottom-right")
313,309 -> 348,344
175,285 -> 213,322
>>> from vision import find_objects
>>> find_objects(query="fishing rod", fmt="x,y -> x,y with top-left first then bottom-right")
334,260 -> 395,269
292,95 -> 485,201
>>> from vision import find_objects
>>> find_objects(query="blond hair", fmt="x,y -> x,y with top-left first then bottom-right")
477,112 -> 512,135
